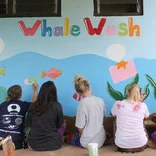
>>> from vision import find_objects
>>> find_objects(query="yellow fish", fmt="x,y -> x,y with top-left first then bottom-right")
0,67 -> 6,76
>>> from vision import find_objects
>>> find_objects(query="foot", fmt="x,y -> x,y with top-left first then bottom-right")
148,140 -> 156,149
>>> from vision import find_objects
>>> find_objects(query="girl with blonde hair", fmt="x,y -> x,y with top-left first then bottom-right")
73,75 -> 106,148
111,84 -> 149,153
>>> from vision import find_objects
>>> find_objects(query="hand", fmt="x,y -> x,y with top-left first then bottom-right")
32,83 -> 38,92
141,93 -> 147,102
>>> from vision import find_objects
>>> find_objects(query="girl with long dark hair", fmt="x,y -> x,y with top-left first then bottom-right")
27,81 -> 65,151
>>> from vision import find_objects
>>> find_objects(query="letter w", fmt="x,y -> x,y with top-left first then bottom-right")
18,20 -> 42,36
84,18 -> 106,35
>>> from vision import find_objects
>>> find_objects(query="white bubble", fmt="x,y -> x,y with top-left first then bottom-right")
0,38 -> 4,53
106,44 -> 126,62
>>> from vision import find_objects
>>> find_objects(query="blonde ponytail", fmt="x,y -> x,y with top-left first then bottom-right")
74,75 -> 90,94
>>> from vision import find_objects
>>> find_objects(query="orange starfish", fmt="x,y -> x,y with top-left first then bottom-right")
116,60 -> 128,69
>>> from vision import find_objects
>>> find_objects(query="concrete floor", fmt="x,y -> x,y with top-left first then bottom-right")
0,145 -> 156,156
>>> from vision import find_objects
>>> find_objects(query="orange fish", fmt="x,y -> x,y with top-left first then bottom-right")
41,68 -> 62,80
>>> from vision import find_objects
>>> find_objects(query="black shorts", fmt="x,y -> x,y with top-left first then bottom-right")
117,144 -> 147,153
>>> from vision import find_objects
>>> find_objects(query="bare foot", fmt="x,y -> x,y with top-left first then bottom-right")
148,140 -> 156,149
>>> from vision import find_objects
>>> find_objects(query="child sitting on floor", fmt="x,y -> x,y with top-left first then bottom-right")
0,84 -> 37,150
27,81 -> 66,151
147,113 -> 156,149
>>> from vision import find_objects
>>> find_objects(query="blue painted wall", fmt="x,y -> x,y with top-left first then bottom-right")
0,0 -> 156,116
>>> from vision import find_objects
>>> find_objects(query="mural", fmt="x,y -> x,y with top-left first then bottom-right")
0,0 -> 156,116
0,86 -> 7,104
107,74 -> 150,101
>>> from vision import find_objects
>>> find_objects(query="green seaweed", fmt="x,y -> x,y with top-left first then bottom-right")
146,74 -> 156,99
124,74 -> 139,98
143,84 -> 150,100
107,74 -> 151,101
146,74 -> 156,87
107,82 -> 124,101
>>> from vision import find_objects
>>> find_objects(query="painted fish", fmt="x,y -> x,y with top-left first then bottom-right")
73,92 -> 83,101
0,67 -> 6,76
24,77 -> 39,85
41,68 -> 62,80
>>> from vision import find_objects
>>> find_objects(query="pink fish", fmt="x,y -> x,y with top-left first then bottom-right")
73,93 -> 83,101
41,68 -> 62,80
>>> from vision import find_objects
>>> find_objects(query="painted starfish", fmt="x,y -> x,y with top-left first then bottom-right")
116,60 -> 128,69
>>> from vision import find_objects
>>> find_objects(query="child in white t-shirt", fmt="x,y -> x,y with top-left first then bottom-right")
111,84 -> 149,153
73,75 -> 106,148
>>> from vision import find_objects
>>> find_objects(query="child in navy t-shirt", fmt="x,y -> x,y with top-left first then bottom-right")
0,84 -> 37,149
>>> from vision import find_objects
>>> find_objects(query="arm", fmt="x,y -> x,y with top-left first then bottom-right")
75,101 -> 85,136
140,93 -> 147,102
78,128 -> 83,136
26,112 -> 32,127
56,104 -> 65,136
32,83 -> 38,102
111,102 -> 118,117
103,100 -> 106,118
57,104 -> 64,128
144,104 -> 150,119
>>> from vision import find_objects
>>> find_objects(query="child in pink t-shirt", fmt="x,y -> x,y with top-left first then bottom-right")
111,84 -> 149,153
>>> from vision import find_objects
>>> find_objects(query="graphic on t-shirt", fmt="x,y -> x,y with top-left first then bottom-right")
0,101 -> 26,139
116,102 -> 124,109
3,117 -> 22,130
0,103 -> 24,133
2,117 -> 21,130
133,103 -> 141,111
15,118 -> 22,125
7,104 -> 21,113
2,117 -> 11,125
2,116 -> 19,130
6,125 -> 19,130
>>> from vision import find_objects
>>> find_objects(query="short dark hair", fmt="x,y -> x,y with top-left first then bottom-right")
29,81 -> 58,115
7,85 -> 22,102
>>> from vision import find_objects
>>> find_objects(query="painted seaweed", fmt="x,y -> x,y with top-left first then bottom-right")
107,74 -> 150,101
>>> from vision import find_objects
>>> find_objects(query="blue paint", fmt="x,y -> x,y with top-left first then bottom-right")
0,0 -> 156,116
0,52 -> 156,116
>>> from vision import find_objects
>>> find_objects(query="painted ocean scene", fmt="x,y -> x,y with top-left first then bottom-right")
0,51 -> 156,116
